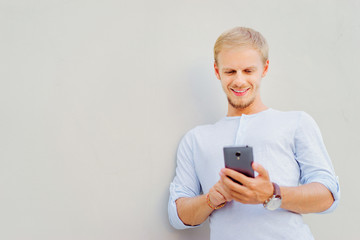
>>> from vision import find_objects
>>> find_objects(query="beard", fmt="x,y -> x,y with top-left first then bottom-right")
227,95 -> 256,109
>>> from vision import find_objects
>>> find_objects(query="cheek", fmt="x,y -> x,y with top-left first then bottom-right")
249,74 -> 262,84
220,77 -> 232,88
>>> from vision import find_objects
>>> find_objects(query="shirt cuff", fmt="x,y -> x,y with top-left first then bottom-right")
168,183 -> 202,229
313,176 -> 340,214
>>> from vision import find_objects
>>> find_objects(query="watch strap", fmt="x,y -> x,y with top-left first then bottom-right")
272,182 -> 281,198
263,182 -> 282,209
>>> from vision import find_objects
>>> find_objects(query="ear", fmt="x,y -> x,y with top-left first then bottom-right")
214,62 -> 221,80
261,60 -> 269,78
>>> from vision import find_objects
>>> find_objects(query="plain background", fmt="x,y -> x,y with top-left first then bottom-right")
0,0 -> 359,239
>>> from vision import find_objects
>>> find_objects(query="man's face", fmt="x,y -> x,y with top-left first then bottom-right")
214,47 -> 269,114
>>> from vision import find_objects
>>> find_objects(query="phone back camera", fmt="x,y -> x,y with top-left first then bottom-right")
235,151 -> 241,157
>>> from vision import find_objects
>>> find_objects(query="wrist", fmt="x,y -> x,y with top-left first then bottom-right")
263,182 -> 282,210
206,193 -> 226,210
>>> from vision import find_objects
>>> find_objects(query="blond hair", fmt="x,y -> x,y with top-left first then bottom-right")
214,27 -> 269,64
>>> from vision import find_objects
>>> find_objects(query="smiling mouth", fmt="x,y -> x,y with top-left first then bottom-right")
231,88 -> 249,96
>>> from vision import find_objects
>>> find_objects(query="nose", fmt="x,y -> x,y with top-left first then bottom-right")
233,72 -> 246,86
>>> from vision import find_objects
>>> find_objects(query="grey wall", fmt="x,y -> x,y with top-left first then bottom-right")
0,0 -> 359,239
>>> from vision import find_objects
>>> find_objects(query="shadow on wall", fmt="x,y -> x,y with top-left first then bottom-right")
185,59 -> 226,123
162,59 -> 221,239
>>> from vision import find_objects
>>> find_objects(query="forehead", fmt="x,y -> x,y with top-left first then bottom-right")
217,47 -> 263,69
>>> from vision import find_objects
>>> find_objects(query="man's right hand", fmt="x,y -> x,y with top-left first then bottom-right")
208,180 -> 232,207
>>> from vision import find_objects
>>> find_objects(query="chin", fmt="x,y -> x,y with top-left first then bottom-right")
227,96 -> 255,109
228,100 -> 253,109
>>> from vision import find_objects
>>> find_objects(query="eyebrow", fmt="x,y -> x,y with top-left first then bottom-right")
222,66 -> 258,71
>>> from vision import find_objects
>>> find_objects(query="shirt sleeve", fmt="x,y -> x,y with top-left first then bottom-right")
294,112 -> 340,213
168,130 -> 202,229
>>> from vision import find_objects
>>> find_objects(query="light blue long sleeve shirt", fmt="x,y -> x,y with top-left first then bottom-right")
168,109 -> 340,240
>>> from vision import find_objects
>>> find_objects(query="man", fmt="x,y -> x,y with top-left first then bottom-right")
168,27 -> 340,240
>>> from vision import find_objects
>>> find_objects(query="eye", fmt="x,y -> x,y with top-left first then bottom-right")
224,70 -> 235,74
244,69 -> 252,74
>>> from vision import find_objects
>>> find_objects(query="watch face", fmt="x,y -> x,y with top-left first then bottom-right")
266,198 -> 282,211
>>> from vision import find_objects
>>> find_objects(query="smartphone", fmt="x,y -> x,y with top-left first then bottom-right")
223,146 -> 255,184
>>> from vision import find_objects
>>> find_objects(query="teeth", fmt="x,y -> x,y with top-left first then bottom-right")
233,89 -> 247,93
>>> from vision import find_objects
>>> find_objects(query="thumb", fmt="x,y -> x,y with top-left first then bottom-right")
252,162 -> 269,179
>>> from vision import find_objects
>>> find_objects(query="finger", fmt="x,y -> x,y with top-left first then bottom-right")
228,189 -> 254,204
220,170 -> 247,192
221,168 -> 252,186
214,180 -> 233,201
216,184 -> 233,202
252,162 -> 269,180
218,172 -> 233,194
219,173 -> 254,203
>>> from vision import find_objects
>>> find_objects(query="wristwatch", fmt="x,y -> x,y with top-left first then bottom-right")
263,182 -> 282,210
